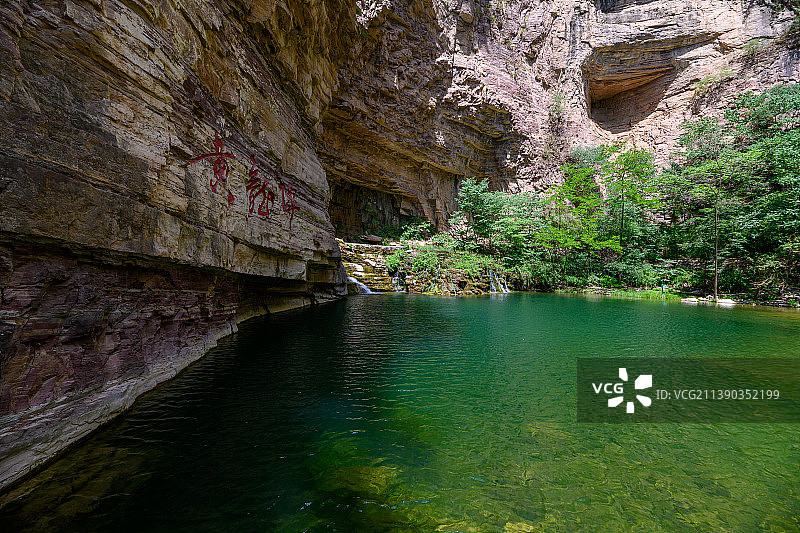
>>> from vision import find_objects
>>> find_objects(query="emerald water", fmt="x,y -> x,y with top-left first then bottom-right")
2,293 -> 799,531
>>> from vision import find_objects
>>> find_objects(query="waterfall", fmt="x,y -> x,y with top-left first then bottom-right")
391,275 -> 403,292
488,269 -> 510,293
347,277 -> 374,294
441,275 -> 457,295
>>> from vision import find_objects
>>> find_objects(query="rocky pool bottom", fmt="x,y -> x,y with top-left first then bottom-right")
1,293 -> 799,531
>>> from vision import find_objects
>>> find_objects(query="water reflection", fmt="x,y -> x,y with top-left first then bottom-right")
2,293 -> 799,531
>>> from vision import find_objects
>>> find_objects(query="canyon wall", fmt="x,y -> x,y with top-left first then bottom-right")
0,0 -> 797,491
0,0 -> 358,489
323,0 -> 799,237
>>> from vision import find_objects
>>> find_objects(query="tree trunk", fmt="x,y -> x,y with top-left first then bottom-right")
619,180 -> 625,252
714,188 -> 719,301
619,175 -> 625,284
587,247 -> 592,278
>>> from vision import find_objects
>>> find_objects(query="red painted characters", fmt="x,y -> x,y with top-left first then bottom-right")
189,132 -> 301,229
190,132 -> 236,204
245,156 -> 275,218
280,183 -> 300,229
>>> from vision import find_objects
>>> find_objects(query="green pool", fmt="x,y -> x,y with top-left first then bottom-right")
2,293 -> 799,531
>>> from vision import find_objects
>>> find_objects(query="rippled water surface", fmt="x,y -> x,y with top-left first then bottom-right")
2,293 -> 800,531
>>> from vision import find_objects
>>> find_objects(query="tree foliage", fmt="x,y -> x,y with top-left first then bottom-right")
436,83 -> 800,297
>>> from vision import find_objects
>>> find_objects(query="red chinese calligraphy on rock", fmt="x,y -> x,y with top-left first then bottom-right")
246,156 -> 275,218
280,183 -> 301,229
190,132 -> 236,204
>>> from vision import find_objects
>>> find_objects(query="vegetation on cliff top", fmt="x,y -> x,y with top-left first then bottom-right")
388,83 -> 800,302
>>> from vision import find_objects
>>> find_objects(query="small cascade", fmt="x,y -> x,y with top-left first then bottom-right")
347,276 -> 374,294
440,274 -> 457,295
501,278 -> 510,293
488,269 -> 511,293
391,274 -> 403,292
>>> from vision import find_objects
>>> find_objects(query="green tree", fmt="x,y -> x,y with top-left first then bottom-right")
725,84 -> 800,291
450,176 -> 545,263
601,147 -> 659,254
449,177 -> 505,252
545,155 -> 620,277
673,84 -> 800,296
678,118 -> 730,299
492,192 -> 546,266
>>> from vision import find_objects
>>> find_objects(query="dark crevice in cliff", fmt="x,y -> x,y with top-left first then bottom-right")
327,178 -> 422,240
587,69 -> 679,133
583,48 -> 677,132
596,0 -> 661,14
319,0 -> 489,234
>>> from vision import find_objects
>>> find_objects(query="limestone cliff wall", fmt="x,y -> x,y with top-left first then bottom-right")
567,0 -> 799,160
323,0 -> 799,234
0,0 -> 358,489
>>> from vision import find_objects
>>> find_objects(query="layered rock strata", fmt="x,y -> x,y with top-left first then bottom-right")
0,0 -> 358,489
339,239 -> 512,295
571,0 -> 800,155
340,240 -> 401,292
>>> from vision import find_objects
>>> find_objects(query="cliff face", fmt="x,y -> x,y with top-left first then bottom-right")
323,0 -> 799,236
0,0 -> 797,490
0,0 -> 358,488
570,0 -> 799,154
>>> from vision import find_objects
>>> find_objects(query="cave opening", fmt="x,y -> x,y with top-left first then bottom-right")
583,49 -> 679,133
328,180 -> 422,241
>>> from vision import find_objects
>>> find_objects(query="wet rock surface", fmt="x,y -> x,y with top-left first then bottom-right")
340,240 -> 401,292
338,239 -> 511,295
